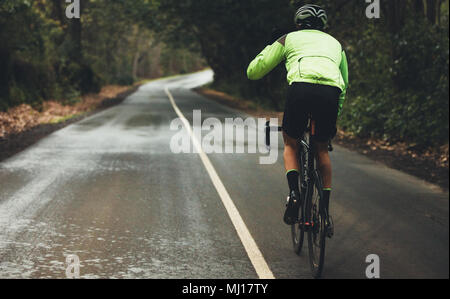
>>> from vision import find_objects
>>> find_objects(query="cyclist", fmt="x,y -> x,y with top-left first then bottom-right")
247,4 -> 349,226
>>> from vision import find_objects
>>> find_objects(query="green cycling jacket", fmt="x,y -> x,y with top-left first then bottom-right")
247,29 -> 349,115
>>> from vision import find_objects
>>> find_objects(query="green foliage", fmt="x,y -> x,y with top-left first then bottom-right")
340,7 -> 449,148
0,0 -> 204,112
1,0 -> 53,110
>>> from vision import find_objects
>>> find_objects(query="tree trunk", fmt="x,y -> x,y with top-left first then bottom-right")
426,0 -> 437,24
414,0 -> 425,16
51,0 -> 65,24
68,0 -> 90,63
436,0 -> 442,25
131,26 -> 142,80
69,20 -> 82,62
387,0 -> 408,33
132,51 -> 140,80
0,47 -> 10,108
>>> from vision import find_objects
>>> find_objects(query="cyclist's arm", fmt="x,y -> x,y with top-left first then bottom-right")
247,38 -> 285,80
338,50 -> 349,116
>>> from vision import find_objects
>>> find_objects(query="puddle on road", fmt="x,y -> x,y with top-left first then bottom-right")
124,114 -> 165,129
75,113 -> 117,129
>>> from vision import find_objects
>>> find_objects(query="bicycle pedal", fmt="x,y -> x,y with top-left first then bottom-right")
285,195 -> 299,207
326,216 -> 334,238
302,221 -> 314,231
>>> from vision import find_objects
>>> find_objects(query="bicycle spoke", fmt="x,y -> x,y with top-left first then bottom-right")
308,170 -> 327,278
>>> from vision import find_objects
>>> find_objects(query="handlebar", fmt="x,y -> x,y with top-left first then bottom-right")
265,121 -> 333,152
265,121 -> 282,149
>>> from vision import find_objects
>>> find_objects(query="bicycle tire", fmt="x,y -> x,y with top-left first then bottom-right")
307,170 -> 327,278
291,146 -> 306,255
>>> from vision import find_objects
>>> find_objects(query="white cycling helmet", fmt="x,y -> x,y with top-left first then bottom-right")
294,4 -> 328,29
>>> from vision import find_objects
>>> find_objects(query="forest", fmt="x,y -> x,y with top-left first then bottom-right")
1,0 -> 449,149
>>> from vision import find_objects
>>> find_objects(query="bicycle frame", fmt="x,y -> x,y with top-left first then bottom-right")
265,118 -> 332,278
300,120 -> 323,227
264,119 -> 331,227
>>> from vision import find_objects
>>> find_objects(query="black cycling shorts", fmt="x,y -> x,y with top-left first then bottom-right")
282,82 -> 341,142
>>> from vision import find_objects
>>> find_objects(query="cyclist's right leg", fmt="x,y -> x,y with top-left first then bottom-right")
315,142 -> 332,189
311,83 -> 340,191
315,141 -> 334,236
310,84 -> 340,236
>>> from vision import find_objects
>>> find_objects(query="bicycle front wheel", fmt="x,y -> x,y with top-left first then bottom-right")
307,170 -> 326,278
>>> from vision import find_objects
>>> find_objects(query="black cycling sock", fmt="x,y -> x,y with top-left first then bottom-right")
286,170 -> 300,192
322,188 -> 331,216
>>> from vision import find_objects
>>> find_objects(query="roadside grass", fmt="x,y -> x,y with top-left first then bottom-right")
0,85 -> 138,139
46,113 -> 86,125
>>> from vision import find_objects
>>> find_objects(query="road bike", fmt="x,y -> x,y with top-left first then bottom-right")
265,118 -> 333,278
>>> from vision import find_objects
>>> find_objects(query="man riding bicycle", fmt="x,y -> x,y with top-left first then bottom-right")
247,4 -> 349,226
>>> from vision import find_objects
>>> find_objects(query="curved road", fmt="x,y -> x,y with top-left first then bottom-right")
0,71 -> 448,278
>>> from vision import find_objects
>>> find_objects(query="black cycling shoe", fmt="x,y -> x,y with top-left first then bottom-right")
283,190 -> 301,225
326,215 -> 334,238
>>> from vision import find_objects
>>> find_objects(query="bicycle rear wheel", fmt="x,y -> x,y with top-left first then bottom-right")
307,170 -> 327,278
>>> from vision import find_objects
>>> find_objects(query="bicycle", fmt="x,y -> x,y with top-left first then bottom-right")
265,118 -> 333,279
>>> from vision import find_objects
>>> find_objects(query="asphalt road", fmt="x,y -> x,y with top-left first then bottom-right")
0,71 -> 448,279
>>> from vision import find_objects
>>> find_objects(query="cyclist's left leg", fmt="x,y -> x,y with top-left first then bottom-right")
282,132 -> 302,225
282,83 -> 309,193
283,131 -> 299,189
281,83 -> 309,225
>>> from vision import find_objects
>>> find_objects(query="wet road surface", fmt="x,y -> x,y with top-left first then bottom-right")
0,71 -> 448,278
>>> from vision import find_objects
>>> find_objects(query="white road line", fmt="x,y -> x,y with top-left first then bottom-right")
165,87 -> 275,279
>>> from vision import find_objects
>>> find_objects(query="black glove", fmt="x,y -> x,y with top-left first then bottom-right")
270,27 -> 285,44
